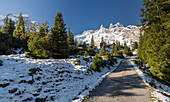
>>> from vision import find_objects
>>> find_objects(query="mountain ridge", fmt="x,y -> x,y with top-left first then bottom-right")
75,22 -> 141,48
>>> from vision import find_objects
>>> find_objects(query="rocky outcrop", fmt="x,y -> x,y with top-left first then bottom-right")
109,23 -> 114,29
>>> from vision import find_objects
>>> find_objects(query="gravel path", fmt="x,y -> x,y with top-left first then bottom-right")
84,58 -> 152,102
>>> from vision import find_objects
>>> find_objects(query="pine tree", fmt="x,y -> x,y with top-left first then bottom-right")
70,32 -> 74,45
110,42 -> 114,55
90,53 -> 103,72
67,27 -> 71,44
124,42 -> 128,55
67,28 -> 74,45
18,12 -> 25,32
83,42 -> 87,50
101,36 -> 104,45
114,42 -> 118,55
50,11 -> 69,58
100,44 -> 105,55
28,21 -> 49,58
100,36 -> 105,49
117,41 -> 120,50
132,42 -> 138,50
8,18 -> 15,36
28,23 -> 37,43
1,16 -> 9,34
84,51 -> 88,57
74,39 -> 78,47
137,33 -> 143,59
139,0 -> 170,82
91,35 -> 94,47
13,12 -> 25,39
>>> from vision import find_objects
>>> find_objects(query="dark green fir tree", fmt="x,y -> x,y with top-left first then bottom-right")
83,42 -> 87,50
70,32 -> 74,45
100,44 -> 105,55
91,35 -> 94,47
8,18 -> 15,36
1,16 -> 9,34
50,11 -> 69,58
123,42 -> 128,55
132,42 -> 138,50
114,42 -> 118,55
110,42 -> 115,55
139,0 -> 170,82
13,12 -> 25,39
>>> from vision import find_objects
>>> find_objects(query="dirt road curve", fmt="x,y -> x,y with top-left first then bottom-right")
84,58 -> 152,102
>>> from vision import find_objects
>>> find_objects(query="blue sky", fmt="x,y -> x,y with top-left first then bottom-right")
0,0 -> 143,34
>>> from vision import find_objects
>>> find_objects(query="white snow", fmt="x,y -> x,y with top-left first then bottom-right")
0,15 -> 5,20
0,22 -> 3,26
0,54 -> 123,102
12,48 -> 23,54
130,56 -> 170,102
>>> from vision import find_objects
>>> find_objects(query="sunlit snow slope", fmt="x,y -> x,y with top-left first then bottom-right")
75,22 -> 141,48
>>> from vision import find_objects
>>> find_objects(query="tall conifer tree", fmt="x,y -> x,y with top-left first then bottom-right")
110,42 -> 115,55
91,35 -> 94,47
8,18 -> 15,36
70,32 -> 74,45
1,16 -> 9,34
114,42 -> 118,55
50,11 -> 69,58
123,42 -> 128,55
100,44 -> 105,55
67,27 -> 71,44
139,0 -> 170,82
83,42 -> 87,50
13,12 -> 25,39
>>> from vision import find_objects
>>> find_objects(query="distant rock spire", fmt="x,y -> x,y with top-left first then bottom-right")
114,22 -> 124,27
100,25 -> 104,29
109,23 -> 114,29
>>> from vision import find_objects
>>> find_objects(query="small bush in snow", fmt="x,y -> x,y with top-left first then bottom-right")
74,62 -> 80,65
90,53 -> 103,72
84,51 -> 89,57
71,59 -> 80,65
87,47 -> 96,56
24,52 -> 31,58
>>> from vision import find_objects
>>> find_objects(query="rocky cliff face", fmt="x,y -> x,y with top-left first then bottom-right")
0,13 -> 38,31
75,22 -> 141,48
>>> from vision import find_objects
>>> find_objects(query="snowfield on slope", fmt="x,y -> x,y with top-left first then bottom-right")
0,54 -> 123,102
75,22 -> 141,48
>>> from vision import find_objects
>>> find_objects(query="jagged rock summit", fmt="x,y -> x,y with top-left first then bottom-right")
0,13 -> 38,31
75,22 -> 141,48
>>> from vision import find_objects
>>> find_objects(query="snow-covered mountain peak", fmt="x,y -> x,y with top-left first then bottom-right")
75,22 -> 140,48
100,24 -> 106,30
109,23 -> 114,29
114,22 -> 124,28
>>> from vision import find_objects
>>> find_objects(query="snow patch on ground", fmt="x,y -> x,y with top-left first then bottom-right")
130,56 -> 170,102
72,59 -> 123,102
12,48 -> 24,54
0,54 -> 123,102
